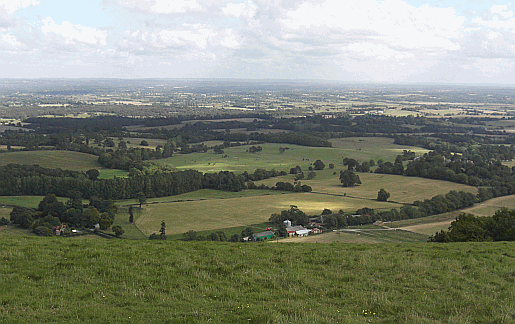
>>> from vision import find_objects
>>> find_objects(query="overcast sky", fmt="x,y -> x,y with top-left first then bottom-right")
1,0 -> 515,85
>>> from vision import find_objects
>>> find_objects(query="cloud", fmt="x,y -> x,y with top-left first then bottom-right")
117,0 -> 203,14
41,17 -> 108,46
222,1 -> 257,18
0,0 -> 40,15
0,33 -> 22,48
278,0 -> 465,54
490,5 -> 513,19
118,24 -> 217,55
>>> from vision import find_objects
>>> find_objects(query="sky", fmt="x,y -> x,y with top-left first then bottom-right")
1,0 -> 515,85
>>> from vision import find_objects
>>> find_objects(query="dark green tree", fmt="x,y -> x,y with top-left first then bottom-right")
339,170 -> 361,187
313,160 -> 325,170
377,189 -> 390,201
128,205 -> 134,223
86,169 -> 100,180
136,192 -> 147,208
112,225 -> 124,237
159,221 -> 166,237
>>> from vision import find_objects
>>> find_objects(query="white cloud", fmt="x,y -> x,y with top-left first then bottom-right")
117,0 -> 203,14
1,33 -> 22,47
491,5 -> 513,19
0,0 -> 40,15
120,25 -> 216,53
222,1 -> 256,18
347,42 -> 415,60
41,17 -> 108,46
219,28 -> 239,49
279,0 -> 465,52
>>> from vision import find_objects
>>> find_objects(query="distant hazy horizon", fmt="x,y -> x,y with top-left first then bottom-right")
2,0 -> 515,85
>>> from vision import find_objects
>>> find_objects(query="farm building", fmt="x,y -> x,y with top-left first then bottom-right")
253,231 -> 274,241
310,228 -> 322,234
285,225 -> 309,237
296,229 -> 310,237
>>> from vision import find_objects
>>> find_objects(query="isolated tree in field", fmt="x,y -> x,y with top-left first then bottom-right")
339,170 -> 361,187
136,192 -> 147,208
86,169 -> 100,180
128,206 -> 134,223
328,163 -> 335,169
159,221 -> 166,237
112,225 -> 124,237
377,189 -> 390,201
313,159 -> 325,170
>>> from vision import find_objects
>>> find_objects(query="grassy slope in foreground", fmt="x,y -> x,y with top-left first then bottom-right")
1,237 -> 514,324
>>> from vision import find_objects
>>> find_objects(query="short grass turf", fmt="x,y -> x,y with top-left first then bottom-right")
1,237 -> 514,323
136,192 -> 401,236
0,151 -> 100,170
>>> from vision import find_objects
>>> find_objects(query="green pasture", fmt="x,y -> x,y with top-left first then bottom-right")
136,192 -> 401,236
0,196 -> 67,208
460,194 -> 515,217
330,137 -> 429,161
116,189 -> 286,207
109,137 -> 168,150
98,168 -> 128,179
0,151 -> 100,170
255,169 -> 477,204
154,137 -> 430,174
1,237 -> 514,323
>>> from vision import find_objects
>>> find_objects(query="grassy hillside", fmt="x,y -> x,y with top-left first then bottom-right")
0,151 -> 100,171
0,237 -> 514,323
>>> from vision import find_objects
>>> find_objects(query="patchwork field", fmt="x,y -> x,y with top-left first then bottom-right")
136,191 -> 402,236
0,151 -> 100,170
155,137 -> 430,174
255,169 -> 477,204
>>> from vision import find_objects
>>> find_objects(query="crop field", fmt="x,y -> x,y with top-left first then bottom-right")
0,151 -> 100,170
1,237 -> 514,323
255,169 -> 477,204
155,137 -> 429,174
136,192 -> 401,236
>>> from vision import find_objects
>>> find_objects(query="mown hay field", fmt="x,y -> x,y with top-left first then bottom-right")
255,169 -> 477,204
0,151 -> 100,170
136,192 -> 402,236
1,237 -> 514,323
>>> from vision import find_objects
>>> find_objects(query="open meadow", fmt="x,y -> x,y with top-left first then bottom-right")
136,191 -> 402,236
255,169 -> 477,204
155,137 -> 429,173
1,237 -> 514,324
0,151 -> 100,171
